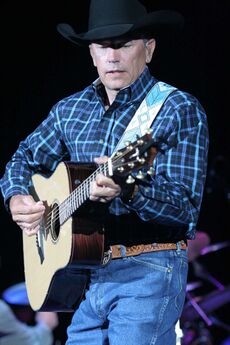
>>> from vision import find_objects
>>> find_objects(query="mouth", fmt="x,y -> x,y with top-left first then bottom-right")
106,70 -> 124,75
106,70 -> 125,79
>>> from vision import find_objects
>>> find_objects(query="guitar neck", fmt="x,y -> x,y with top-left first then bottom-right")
59,162 -> 109,225
57,130 -> 157,226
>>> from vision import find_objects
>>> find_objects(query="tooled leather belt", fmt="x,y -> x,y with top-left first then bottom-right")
111,240 -> 187,259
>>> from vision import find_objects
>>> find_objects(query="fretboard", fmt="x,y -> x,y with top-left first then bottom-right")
59,162 -> 109,225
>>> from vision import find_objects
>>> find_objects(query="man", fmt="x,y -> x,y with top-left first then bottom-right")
0,282 -> 58,345
0,0 -> 209,344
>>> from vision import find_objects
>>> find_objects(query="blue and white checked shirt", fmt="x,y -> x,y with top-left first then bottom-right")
0,67 -> 209,239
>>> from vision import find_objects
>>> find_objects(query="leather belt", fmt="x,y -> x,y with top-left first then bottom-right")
111,241 -> 187,259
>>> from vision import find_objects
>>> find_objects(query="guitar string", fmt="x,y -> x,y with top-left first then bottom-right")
42,139 -> 149,233
42,139 -> 148,233
42,153 -> 131,232
42,158 -> 112,231
43,164 -> 106,232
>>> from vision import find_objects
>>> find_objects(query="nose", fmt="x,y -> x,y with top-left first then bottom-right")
106,47 -> 120,63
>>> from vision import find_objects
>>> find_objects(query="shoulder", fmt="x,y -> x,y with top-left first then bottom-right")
53,84 -> 95,110
150,83 -> 208,145
162,86 -> 208,126
46,85 -> 96,124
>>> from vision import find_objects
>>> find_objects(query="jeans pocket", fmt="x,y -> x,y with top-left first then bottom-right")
129,251 -> 173,273
127,252 -> 174,302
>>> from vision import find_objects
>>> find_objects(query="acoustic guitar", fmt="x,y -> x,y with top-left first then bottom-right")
23,130 -> 157,311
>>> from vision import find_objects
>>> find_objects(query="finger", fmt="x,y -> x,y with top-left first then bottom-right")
96,174 -> 120,190
94,156 -> 108,164
12,211 -> 44,224
11,204 -> 45,217
90,182 -> 121,201
92,196 -> 111,203
17,218 -> 42,229
98,197 -> 110,203
17,204 -> 45,215
10,195 -> 45,214
22,225 -> 40,236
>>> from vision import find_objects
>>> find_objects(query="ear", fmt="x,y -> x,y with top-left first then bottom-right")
89,44 -> 97,67
145,39 -> 156,64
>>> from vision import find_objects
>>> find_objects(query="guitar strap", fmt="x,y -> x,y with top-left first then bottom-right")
113,81 -> 177,153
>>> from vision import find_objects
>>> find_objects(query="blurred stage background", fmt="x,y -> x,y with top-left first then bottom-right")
0,1 -> 229,344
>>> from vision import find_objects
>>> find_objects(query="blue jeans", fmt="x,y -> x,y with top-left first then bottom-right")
66,244 -> 188,345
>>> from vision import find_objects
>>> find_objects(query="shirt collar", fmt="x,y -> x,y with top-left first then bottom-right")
92,66 -> 155,106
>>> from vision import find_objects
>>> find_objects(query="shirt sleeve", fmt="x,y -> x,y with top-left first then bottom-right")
121,94 -> 209,234
0,103 -> 68,208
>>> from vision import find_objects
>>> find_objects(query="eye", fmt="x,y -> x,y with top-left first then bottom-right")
123,43 -> 132,48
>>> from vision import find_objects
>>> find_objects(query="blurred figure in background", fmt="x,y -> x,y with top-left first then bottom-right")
187,231 -> 211,262
0,282 -> 58,345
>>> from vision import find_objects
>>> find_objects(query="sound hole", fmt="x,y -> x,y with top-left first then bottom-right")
50,202 -> 60,242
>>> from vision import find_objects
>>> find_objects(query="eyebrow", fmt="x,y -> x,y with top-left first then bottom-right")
93,40 -> 133,48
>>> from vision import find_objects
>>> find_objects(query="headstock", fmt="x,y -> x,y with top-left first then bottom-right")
110,129 -> 158,183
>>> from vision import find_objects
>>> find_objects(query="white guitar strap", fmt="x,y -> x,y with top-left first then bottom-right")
113,81 -> 177,153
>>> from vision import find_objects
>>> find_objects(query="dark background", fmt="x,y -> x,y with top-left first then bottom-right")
0,1 -> 229,344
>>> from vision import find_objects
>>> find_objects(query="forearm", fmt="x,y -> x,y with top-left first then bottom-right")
0,109 -> 67,208
119,120 -> 209,231
0,153 -> 34,208
123,183 -> 196,227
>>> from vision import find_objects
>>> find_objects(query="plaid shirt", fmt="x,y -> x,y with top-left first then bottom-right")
0,67 -> 209,239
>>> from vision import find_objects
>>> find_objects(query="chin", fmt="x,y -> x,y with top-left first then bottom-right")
106,80 -> 129,91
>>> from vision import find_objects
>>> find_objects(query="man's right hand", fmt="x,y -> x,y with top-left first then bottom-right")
9,195 -> 45,236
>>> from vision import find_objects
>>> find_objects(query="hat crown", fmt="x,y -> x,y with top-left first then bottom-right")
88,0 -> 147,30
57,0 -> 184,46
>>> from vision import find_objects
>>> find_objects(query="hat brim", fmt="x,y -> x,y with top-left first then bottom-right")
57,10 -> 184,47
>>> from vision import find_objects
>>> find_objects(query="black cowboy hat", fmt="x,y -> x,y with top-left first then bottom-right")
57,0 -> 184,46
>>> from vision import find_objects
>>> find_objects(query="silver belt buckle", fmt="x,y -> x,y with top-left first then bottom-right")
102,248 -> 112,265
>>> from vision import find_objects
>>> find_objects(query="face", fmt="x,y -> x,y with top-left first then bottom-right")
89,39 -> 155,100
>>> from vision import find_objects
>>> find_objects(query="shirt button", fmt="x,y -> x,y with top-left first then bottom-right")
99,139 -> 104,144
166,196 -> 171,201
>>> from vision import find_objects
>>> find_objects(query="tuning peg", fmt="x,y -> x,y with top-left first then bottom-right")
125,141 -> 133,150
145,128 -> 153,135
147,167 -> 155,176
136,171 -> 145,179
114,151 -> 122,158
137,139 -> 144,146
137,157 -> 145,164
126,175 -> 135,184
128,162 -> 135,168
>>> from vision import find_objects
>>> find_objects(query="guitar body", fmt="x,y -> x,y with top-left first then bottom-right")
23,162 -> 105,311
22,131 -> 157,312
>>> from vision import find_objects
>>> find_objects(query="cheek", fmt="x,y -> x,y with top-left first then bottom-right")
91,55 -> 104,74
128,56 -> 146,76
95,61 -> 106,78
90,49 -> 103,68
